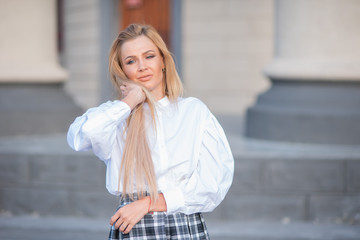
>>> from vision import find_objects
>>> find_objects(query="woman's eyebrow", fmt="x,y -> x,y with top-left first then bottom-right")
143,50 -> 155,54
124,50 -> 155,61
124,55 -> 134,61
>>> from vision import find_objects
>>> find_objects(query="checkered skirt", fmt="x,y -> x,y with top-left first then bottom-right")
108,194 -> 210,240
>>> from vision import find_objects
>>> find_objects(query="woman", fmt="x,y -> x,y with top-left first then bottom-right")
67,24 -> 234,239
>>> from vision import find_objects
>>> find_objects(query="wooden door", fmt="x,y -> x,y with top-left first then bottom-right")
120,0 -> 172,49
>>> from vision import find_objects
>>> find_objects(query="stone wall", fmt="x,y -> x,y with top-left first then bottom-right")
63,0 -> 102,109
182,0 -> 273,115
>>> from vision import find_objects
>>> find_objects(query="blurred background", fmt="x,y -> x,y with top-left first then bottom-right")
0,0 -> 360,239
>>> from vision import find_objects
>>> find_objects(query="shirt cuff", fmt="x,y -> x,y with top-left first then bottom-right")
162,187 -> 185,214
119,100 -> 132,111
106,101 -> 131,122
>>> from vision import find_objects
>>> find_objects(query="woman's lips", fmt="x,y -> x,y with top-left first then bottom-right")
137,74 -> 152,81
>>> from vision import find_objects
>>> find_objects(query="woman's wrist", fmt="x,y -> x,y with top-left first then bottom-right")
147,193 -> 167,213
140,194 -> 167,213
121,87 -> 145,110
138,196 -> 152,215
147,197 -> 153,214
121,94 -> 138,110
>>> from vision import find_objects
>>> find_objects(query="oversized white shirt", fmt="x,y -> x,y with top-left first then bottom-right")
67,96 -> 234,215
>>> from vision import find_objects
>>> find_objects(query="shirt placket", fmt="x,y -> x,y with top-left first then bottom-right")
156,110 -> 169,189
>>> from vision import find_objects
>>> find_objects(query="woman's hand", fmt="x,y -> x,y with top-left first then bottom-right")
120,82 -> 146,110
109,194 -> 167,234
110,197 -> 149,234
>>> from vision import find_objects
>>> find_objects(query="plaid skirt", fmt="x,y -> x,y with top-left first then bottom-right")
108,194 -> 210,240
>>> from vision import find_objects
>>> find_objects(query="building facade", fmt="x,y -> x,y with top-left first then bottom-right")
62,0 -> 273,117
1,0 -> 360,226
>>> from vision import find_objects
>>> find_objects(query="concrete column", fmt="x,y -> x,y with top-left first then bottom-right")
0,0 -> 67,83
0,0 -> 81,136
245,0 -> 360,144
264,0 -> 360,81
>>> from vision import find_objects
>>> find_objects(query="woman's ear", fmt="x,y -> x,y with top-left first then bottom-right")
161,56 -> 165,69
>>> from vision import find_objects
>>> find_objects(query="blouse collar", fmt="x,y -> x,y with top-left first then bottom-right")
157,95 -> 170,107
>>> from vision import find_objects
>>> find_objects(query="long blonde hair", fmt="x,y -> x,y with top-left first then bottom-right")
109,24 -> 183,202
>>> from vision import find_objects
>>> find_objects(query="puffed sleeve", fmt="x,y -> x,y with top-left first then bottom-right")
67,100 -> 131,161
163,113 -> 234,215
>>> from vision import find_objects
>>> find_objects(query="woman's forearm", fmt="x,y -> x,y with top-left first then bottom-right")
147,193 -> 167,212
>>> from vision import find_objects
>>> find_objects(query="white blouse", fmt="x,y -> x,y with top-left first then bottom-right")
67,96 -> 234,215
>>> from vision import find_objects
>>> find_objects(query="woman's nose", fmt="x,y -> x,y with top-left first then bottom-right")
138,59 -> 147,72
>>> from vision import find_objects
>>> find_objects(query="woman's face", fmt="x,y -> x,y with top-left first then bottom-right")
120,35 -> 165,100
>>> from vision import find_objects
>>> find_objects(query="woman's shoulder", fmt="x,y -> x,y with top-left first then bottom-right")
176,97 -> 211,115
178,97 -> 207,107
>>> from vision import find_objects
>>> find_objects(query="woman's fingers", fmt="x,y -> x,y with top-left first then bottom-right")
121,83 -> 146,109
123,223 -> 134,234
109,198 -> 149,234
110,212 -> 119,226
114,217 -> 123,229
120,84 -> 128,97
119,222 -> 128,233
110,208 -> 133,233
112,217 -> 134,234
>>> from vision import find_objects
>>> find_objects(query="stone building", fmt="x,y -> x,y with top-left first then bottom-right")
1,0 -> 360,235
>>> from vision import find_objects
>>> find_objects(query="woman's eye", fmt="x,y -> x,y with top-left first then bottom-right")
146,55 -> 155,59
126,60 -> 135,65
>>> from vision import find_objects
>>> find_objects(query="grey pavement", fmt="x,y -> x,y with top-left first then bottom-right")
1,215 -> 360,240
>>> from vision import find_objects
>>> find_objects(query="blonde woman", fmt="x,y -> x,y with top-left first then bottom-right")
67,24 -> 234,240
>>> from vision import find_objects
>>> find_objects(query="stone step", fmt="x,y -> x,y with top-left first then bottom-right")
0,134 -> 118,218
1,215 -> 360,240
0,134 -> 360,225
206,135 -> 360,224
0,84 -> 82,136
